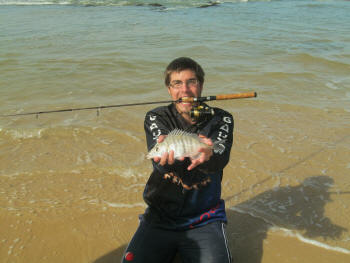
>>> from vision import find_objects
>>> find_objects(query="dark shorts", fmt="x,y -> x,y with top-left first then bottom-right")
121,220 -> 232,263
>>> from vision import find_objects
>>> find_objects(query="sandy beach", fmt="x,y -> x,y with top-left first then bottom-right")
1,1 -> 350,262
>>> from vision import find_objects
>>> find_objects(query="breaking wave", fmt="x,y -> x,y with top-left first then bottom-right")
0,0 -> 272,8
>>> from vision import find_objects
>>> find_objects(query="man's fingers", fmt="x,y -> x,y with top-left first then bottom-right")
187,147 -> 213,170
159,152 -> 168,166
188,159 -> 200,171
157,150 -> 175,166
154,135 -> 213,168
198,134 -> 213,146
153,156 -> 161,163
168,150 -> 175,165
198,147 -> 213,160
157,135 -> 166,143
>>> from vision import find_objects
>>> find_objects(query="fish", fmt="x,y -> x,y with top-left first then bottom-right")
147,129 -> 225,160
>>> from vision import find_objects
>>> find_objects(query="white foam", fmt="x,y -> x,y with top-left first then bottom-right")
229,206 -> 275,226
326,82 -> 339,90
76,151 -> 92,165
275,227 -> 350,255
4,128 -> 45,139
0,1 -> 70,5
0,171 -> 33,178
229,207 -> 350,255
103,201 -> 146,208
113,168 -> 146,178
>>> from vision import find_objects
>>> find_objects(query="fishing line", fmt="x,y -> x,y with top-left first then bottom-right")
0,92 -> 257,118
0,100 -> 176,118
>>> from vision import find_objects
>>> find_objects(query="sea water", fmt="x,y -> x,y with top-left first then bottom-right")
0,0 -> 350,261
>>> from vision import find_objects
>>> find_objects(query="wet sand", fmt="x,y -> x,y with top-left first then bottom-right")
1,100 -> 349,262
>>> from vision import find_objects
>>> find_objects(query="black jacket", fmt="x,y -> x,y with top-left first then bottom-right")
142,103 -> 234,229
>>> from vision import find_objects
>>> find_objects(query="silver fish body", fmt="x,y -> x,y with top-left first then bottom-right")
147,129 -> 224,160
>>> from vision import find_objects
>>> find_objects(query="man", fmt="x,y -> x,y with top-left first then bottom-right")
122,57 -> 233,263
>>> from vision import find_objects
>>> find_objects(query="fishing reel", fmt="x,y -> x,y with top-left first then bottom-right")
189,104 -> 214,122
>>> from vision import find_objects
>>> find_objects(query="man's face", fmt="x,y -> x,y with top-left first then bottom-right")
167,69 -> 203,114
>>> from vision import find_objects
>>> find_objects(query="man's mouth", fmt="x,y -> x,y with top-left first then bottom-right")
178,96 -> 194,103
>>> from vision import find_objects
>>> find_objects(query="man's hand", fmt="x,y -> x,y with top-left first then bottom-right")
152,134 -> 212,169
152,135 -> 184,166
187,134 -> 213,171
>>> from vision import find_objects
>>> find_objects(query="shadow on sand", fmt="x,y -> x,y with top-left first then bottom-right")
94,136 -> 349,262
94,175 -> 347,263
93,245 -> 127,263
226,175 -> 347,263
223,135 -> 350,262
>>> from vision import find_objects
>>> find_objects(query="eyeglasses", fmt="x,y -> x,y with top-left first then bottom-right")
169,79 -> 199,89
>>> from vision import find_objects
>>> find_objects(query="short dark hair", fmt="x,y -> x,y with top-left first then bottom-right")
164,57 -> 205,86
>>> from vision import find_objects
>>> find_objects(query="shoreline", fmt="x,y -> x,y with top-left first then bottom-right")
2,197 -> 349,262
1,101 -> 350,262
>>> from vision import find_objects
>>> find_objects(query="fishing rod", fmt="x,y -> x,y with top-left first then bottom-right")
0,91 -> 257,118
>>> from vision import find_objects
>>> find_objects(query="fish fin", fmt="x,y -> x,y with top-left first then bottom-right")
168,129 -> 197,138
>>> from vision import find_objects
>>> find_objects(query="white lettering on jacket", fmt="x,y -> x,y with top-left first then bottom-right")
223,116 -> 232,123
215,116 -> 232,154
150,123 -> 158,130
149,115 -> 161,141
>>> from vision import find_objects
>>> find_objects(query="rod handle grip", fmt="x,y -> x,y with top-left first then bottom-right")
216,92 -> 257,100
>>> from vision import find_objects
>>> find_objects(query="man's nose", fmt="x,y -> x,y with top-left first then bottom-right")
180,82 -> 191,91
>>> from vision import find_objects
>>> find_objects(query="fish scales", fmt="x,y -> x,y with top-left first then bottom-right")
171,130 -> 201,158
147,129 -> 223,160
